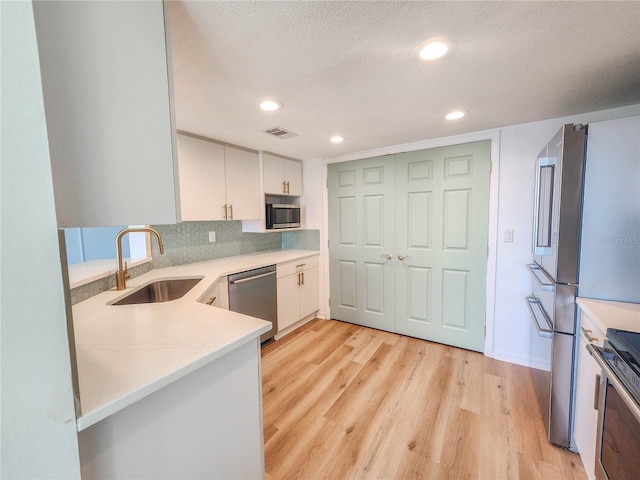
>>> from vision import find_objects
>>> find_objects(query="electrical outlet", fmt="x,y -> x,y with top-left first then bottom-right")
208,231 -> 216,243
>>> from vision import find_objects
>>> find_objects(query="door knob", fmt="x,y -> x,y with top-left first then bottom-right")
398,254 -> 409,261
380,253 -> 393,260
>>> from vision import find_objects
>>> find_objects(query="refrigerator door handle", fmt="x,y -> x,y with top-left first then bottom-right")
526,296 -> 554,338
527,263 -> 556,291
533,156 -> 556,256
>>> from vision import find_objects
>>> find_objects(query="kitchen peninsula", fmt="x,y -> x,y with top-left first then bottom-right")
73,249 -> 318,479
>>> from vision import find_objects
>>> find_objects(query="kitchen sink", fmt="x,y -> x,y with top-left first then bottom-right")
109,277 -> 203,306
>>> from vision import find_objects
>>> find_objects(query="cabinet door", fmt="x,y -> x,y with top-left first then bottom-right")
33,1 -> 179,227
574,315 -> 604,480
284,160 -> 303,196
177,134 -> 226,221
277,274 -> 300,331
225,147 -> 260,220
263,154 -> 285,195
299,267 -> 319,319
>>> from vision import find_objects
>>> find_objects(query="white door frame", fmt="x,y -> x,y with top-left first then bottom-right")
321,128 -> 501,357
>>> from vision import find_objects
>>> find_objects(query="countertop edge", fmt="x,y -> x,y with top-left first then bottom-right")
576,297 -> 640,334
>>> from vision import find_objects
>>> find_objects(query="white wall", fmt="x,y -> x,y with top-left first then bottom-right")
303,103 -> 640,369
0,1 -> 81,477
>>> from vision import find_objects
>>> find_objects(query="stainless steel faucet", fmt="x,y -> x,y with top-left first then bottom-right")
115,227 -> 164,290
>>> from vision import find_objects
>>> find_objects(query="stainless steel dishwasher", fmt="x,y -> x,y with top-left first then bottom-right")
228,265 -> 277,343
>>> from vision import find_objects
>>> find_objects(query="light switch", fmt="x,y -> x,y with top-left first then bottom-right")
208,231 -> 216,243
503,229 -> 514,243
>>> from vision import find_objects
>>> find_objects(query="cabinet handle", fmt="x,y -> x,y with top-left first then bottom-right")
297,272 -> 301,286
283,181 -> 287,194
581,327 -> 599,343
223,204 -> 228,220
286,181 -> 290,194
296,263 -> 305,268
229,204 -> 233,220
206,297 -> 216,306
301,271 -> 304,285
593,373 -> 601,410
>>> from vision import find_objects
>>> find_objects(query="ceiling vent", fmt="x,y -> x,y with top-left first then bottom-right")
264,126 -> 298,140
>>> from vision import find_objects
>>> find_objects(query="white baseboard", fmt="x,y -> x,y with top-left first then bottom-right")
492,349 -> 551,371
274,312 -> 317,340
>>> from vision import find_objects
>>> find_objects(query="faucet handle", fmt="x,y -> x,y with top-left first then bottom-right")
124,261 -> 130,279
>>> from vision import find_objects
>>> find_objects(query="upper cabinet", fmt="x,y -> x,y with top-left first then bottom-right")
177,133 -> 260,221
263,154 -> 302,196
242,153 -> 304,232
33,1 -> 180,227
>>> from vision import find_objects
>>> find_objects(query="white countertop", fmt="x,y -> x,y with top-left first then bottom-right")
73,249 -> 319,431
576,297 -> 640,333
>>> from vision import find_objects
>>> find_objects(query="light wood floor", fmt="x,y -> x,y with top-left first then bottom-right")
261,319 -> 586,480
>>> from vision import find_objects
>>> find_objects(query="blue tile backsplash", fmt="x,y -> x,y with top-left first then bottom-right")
69,221 -> 319,304
150,221 -> 283,268
282,229 -> 320,251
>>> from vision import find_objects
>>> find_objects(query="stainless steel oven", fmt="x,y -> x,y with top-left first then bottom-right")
588,329 -> 640,480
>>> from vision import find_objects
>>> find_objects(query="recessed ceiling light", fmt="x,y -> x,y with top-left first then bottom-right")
330,136 -> 345,143
415,37 -> 455,61
260,100 -> 282,111
444,110 -> 467,121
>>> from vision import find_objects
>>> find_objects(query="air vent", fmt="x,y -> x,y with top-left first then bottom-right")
264,126 -> 298,140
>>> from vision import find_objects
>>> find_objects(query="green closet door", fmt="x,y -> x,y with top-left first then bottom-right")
328,156 -> 397,331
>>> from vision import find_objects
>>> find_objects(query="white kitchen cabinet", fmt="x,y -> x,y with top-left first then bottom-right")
299,264 -> 319,318
177,135 -> 226,221
196,277 -> 229,310
573,308 -> 605,480
263,153 -> 302,196
33,1 -> 180,227
277,273 -> 303,331
242,152 -> 304,232
177,133 -> 260,221
225,146 -> 261,220
276,256 -> 319,333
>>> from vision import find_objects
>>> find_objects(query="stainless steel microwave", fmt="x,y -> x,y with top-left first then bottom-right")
266,203 -> 300,229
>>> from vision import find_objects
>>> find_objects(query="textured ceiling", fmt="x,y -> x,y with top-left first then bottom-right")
168,1 -> 640,160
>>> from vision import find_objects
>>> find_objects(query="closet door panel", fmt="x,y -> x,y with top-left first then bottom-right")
328,157 -> 395,330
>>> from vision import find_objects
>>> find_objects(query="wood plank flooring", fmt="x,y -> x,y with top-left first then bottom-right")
261,319 -> 586,480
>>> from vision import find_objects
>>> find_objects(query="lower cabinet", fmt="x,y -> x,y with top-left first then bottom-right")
277,256 -> 318,332
573,309 -> 605,480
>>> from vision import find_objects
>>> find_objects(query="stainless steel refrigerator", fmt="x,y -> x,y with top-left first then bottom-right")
526,116 -> 640,450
